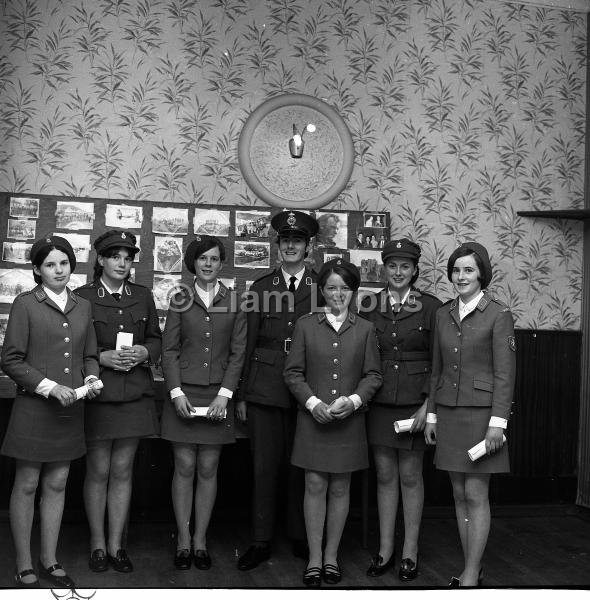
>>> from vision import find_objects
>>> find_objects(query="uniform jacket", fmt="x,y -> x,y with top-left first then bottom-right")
241,267 -> 318,408
75,280 -> 161,403
1,286 -> 99,393
360,288 -> 441,406
427,292 -> 516,421
162,282 -> 246,393
283,312 -> 382,409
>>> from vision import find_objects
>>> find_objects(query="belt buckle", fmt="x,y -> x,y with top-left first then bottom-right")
284,338 -> 292,354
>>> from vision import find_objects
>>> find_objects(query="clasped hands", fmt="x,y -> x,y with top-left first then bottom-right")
101,345 -> 149,371
311,395 -> 354,424
174,394 -> 228,421
50,375 -> 101,407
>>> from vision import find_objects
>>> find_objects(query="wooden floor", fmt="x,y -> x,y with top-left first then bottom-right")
0,505 -> 589,589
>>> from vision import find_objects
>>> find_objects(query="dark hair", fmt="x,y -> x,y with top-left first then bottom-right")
32,244 -> 73,284
447,248 -> 486,288
318,265 -> 360,292
384,256 -> 420,286
93,245 -> 136,280
194,237 -> 226,262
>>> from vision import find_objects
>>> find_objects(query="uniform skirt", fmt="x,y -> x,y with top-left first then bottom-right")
367,403 -> 427,451
291,409 -> 368,473
434,405 -> 509,473
85,394 -> 158,442
160,383 -> 235,445
1,390 -> 85,462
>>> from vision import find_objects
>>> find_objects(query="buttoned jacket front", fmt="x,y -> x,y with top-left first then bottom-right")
360,288 -> 441,406
162,283 -> 247,393
241,267 -> 318,408
283,312 -> 382,409
427,292 -> 516,421
75,280 -> 161,403
1,286 -> 99,393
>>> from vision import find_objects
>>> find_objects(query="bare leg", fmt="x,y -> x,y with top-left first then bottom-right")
10,460 -> 41,584
323,472 -> 351,566
106,438 -> 140,554
449,470 -> 468,567
39,461 -> 71,577
398,449 -> 425,561
84,440 -> 112,552
304,470 -> 328,569
171,443 -> 197,550
461,473 -> 491,586
193,444 -> 222,551
372,445 -> 399,562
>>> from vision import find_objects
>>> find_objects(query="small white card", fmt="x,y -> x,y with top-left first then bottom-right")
116,331 -> 134,350
190,406 -> 227,419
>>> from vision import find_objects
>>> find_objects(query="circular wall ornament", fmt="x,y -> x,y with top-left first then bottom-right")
238,93 -> 355,210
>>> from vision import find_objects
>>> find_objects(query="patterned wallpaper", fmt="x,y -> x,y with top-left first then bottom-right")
0,0 -> 586,329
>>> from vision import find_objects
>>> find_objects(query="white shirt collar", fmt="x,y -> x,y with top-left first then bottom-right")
281,266 -> 305,289
325,308 -> 348,331
100,278 -> 124,296
194,279 -> 219,308
387,287 -> 412,307
458,291 -> 484,320
43,285 -> 69,311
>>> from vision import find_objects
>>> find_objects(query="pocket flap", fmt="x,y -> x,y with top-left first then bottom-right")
406,360 -> 431,375
253,347 -> 278,365
473,379 -> 493,392
130,308 -> 148,323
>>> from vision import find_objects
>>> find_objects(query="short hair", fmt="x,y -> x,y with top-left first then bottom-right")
318,265 -> 360,292
446,247 -> 487,288
32,243 -> 73,284
93,245 -> 136,280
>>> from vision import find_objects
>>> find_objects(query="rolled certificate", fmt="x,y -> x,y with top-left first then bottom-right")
394,418 -> 415,433
74,379 -> 104,400
468,435 -> 507,461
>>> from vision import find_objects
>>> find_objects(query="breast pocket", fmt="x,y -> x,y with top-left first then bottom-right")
129,308 -> 148,341
404,322 -> 430,348
472,379 -> 493,407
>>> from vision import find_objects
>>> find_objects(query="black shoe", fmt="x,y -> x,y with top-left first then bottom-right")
237,545 -> 271,571
291,539 -> 309,560
38,562 -> 75,589
88,549 -> 108,573
194,549 -> 212,570
366,553 -> 395,577
174,549 -> 191,570
449,576 -> 461,588
302,566 -> 322,587
322,563 -> 342,584
108,549 -> 133,573
14,569 -> 39,588
399,557 -> 418,581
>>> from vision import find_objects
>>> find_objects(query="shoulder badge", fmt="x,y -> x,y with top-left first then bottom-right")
508,335 -> 516,352
305,276 -> 312,286
273,276 -> 280,285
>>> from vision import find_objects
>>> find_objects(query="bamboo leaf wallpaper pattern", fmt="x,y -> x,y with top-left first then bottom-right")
0,0 -> 586,329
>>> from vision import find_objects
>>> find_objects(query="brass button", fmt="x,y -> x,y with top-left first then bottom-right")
331,389 -> 337,395
203,362 -> 208,368
392,332 -> 397,337
62,322 -> 68,328
205,332 -> 211,338
288,321 -> 293,327
118,309 -> 123,315
332,373 -> 338,380
205,316 -> 210,322
452,382 -> 457,388
64,352 -> 70,358
393,346 -> 398,351
453,347 -> 458,353
457,332 -> 461,337
418,326 -> 423,331
333,358 -> 339,365
204,347 -> 209,352
333,342 -> 338,348
64,367 -> 70,374
453,364 -> 458,370
64,337 -> 70,343
119,324 -> 124,330
394,364 -> 399,370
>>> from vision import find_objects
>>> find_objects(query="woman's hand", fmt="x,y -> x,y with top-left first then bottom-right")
50,384 -> 77,407
207,395 -> 228,421
173,394 -> 193,419
118,345 -> 149,369
485,426 -> 505,454
311,402 -> 334,424
100,349 -> 129,371
235,400 -> 247,422
410,399 -> 428,433
424,422 -> 436,445
330,396 -> 355,420
85,376 -> 101,400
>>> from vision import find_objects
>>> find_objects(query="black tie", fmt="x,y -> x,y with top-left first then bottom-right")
112,292 -> 121,301
289,276 -> 297,293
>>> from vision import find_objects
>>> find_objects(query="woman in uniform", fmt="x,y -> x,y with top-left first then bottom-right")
161,236 -> 246,570
1,236 -> 100,588
361,239 -> 441,581
75,230 -> 161,574
425,242 -> 516,587
284,259 -> 382,587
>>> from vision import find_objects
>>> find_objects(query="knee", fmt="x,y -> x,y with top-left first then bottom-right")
109,458 -> 134,484
197,460 -> 219,482
399,469 -> 422,490
375,464 -> 396,486
174,455 -> 196,479
305,474 -> 327,497
328,480 -> 350,500
14,474 -> 39,497
43,472 -> 69,495
452,487 -> 467,505
465,488 -> 489,509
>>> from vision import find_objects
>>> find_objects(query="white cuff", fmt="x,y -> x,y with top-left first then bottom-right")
218,387 -> 233,399
35,378 -> 58,398
84,375 -> 98,384
426,412 -> 437,424
305,396 -> 322,412
349,394 -> 362,410
489,416 -> 508,429
170,387 -> 184,400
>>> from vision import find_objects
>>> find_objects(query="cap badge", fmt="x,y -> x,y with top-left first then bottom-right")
287,212 -> 296,227
121,232 -> 126,239
336,259 -> 342,265
196,235 -> 201,241
46,237 -> 52,243
396,241 -> 402,248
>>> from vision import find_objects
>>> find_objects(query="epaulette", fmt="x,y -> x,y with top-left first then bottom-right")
299,312 -> 316,322
251,270 -> 279,287
489,295 -> 510,310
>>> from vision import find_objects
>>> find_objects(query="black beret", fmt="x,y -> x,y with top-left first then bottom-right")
184,235 -> 225,274
447,241 -> 493,289
94,230 -> 139,255
381,238 -> 421,263
30,235 -> 76,272
318,258 -> 361,290
271,210 -> 319,239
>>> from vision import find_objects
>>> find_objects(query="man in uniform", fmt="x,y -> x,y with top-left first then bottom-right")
236,210 -> 319,571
